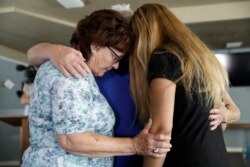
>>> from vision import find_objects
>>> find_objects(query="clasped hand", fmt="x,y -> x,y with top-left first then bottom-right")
133,119 -> 172,158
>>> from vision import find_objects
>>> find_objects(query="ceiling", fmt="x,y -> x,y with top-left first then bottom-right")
0,0 -> 250,62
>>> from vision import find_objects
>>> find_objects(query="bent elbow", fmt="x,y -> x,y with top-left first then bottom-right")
57,135 -> 76,152
151,124 -> 172,136
236,107 -> 241,121
27,47 -> 35,62
158,127 -> 172,136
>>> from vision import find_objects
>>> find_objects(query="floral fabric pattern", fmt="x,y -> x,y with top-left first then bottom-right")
22,61 -> 115,167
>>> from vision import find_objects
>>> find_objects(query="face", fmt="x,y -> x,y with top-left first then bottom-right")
88,44 -> 124,76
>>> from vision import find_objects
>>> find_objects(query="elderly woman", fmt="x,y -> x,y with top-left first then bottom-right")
21,9 -> 171,167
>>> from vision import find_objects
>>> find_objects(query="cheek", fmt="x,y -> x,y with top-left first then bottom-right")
100,54 -> 113,67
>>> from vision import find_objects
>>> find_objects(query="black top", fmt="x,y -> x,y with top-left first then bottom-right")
148,50 -> 229,167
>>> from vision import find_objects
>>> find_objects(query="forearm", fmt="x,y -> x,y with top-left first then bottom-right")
223,93 -> 241,123
144,157 -> 165,167
27,43 -> 56,66
224,106 -> 240,123
57,132 -> 136,157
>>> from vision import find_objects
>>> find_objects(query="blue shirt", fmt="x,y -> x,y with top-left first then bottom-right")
95,70 -> 143,167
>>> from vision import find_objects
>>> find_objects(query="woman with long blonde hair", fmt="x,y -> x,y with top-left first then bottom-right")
130,3 -> 240,167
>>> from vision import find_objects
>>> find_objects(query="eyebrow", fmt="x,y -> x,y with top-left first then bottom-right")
108,47 -> 123,63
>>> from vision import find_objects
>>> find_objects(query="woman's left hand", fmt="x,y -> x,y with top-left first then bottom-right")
209,104 -> 227,131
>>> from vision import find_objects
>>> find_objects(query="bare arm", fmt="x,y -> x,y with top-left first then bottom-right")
27,43 -> 56,67
144,78 -> 176,167
27,43 -> 89,77
223,92 -> 241,123
58,132 -> 134,157
209,92 -> 241,131
57,119 -> 171,158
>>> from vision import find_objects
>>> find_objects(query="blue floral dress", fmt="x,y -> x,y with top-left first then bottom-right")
22,61 -> 115,167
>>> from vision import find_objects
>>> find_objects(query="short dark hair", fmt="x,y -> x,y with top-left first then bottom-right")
70,9 -> 131,61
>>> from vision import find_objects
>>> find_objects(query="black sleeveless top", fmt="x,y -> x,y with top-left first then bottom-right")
148,50 -> 229,167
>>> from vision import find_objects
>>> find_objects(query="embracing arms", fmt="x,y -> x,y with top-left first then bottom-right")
29,43 -> 171,158
28,44 -> 240,132
27,43 -> 89,77
57,119 -> 170,158
209,92 -> 240,131
142,79 -> 241,166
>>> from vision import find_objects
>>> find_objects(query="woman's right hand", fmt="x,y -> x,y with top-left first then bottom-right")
50,45 -> 90,78
133,119 -> 172,158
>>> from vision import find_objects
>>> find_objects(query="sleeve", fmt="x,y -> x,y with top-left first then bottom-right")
148,52 -> 182,83
51,76 -> 93,135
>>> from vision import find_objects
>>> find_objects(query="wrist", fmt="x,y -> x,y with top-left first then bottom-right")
131,137 -> 138,154
222,110 -> 228,123
48,44 -> 60,60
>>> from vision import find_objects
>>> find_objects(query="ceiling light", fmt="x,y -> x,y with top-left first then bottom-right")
57,0 -> 85,8
226,41 -> 243,48
111,4 -> 132,13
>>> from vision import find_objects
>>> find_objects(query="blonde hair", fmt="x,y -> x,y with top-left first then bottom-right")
129,3 -> 229,123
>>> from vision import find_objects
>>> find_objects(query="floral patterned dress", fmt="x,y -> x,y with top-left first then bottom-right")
22,61 -> 115,167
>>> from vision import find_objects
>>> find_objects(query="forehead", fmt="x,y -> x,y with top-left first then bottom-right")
108,47 -> 124,57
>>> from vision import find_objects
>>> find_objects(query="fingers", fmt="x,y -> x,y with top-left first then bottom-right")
152,134 -> 171,141
210,124 -> 218,131
136,119 -> 172,157
209,108 -> 224,131
209,108 -> 220,114
72,61 -> 88,77
151,141 -> 172,149
74,50 -> 85,60
65,64 -> 82,79
51,47 -> 89,78
209,113 -> 221,120
78,60 -> 90,76
60,66 -> 70,78
61,55 -> 88,79
209,117 -> 221,131
210,119 -> 221,126
147,151 -> 168,158
143,134 -> 172,157
143,118 -> 152,132
147,136 -> 172,154
145,147 -> 170,158
74,50 -> 89,75
66,54 -> 88,78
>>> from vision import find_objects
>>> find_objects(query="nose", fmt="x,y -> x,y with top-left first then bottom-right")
112,62 -> 119,69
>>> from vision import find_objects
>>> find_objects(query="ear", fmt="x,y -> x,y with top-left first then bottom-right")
90,44 -> 100,54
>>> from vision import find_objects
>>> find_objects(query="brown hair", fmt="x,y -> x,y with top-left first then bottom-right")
70,9 -> 131,60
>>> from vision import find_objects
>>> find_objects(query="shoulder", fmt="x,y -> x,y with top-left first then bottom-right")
36,61 -> 62,81
149,48 -> 180,69
52,71 -> 95,92
151,48 -> 177,60
148,48 -> 182,82
37,61 -> 95,89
